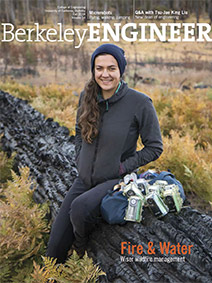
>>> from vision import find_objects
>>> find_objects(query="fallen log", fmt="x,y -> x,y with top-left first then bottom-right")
0,90 -> 78,219
0,90 -> 212,283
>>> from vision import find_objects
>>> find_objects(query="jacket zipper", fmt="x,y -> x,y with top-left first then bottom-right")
90,104 -> 107,186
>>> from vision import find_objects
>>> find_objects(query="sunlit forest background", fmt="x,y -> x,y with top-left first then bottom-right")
0,0 -> 212,282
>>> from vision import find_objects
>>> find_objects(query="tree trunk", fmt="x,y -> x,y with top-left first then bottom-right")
24,0 -> 30,24
209,0 -> 212,24
57,0 -> 65,26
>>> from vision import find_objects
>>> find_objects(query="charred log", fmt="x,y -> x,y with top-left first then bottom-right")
0,90 -> 78,219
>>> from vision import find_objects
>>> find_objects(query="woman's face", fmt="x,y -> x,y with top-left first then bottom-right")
94,54 -> 121,98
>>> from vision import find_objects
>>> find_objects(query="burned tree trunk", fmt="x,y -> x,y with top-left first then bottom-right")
0,90 -> 78,219
0,90 -> 212,283
88,208 -> 212,282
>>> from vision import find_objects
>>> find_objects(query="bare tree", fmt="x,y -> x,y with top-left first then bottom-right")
209,0 -> 212,24
57,0 -> 65,26
4,0 -> 15,25
23,0 -> 30,24
104,0 -> 108,22
37,0 -> 45,25
115,0 -> 119,17
195,0 -> 200,23
85,0 -> 90,23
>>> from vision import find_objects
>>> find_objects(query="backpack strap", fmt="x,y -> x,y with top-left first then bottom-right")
158,171 -> 175,179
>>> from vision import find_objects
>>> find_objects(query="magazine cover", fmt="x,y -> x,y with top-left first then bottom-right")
0,0 -> 212,282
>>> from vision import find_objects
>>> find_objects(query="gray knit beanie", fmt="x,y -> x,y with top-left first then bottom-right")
91,44 -> 127,76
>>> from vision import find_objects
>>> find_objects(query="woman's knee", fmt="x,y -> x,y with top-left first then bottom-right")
69,196 -> 94,224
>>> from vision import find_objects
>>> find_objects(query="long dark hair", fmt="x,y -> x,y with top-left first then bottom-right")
78,75 -> 100,144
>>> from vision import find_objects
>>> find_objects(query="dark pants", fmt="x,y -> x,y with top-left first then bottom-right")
46,177 -> 120,263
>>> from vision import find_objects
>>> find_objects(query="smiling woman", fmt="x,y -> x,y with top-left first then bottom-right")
46,43 -> 163,263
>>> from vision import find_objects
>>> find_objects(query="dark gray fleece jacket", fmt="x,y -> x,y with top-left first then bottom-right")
75,81 -> 163,188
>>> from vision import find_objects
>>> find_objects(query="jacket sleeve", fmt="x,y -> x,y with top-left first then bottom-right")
120,97 -> 163,174
75,91 -> 84,162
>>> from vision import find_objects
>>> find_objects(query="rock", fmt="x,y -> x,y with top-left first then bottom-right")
0,90 -> 212,283
182,85 -> 191,91
194,83 -> 211,89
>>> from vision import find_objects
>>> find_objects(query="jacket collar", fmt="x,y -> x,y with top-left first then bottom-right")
97,80 -> 128,105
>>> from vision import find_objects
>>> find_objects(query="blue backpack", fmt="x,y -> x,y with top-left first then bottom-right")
101,188 -> 128,225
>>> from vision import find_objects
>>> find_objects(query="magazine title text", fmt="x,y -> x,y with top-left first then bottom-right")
1,23 -> 212,48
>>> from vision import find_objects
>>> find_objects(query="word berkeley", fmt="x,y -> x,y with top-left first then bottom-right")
1,23 -> 212,47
